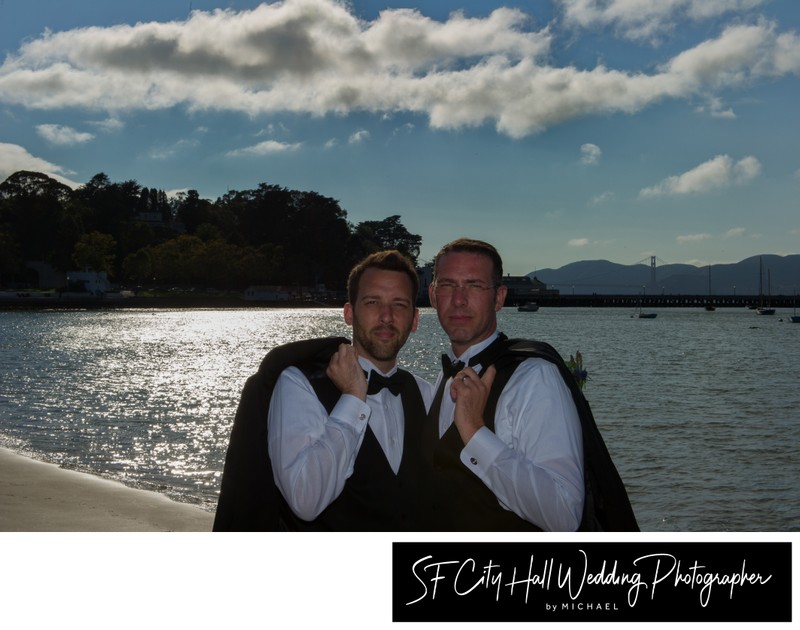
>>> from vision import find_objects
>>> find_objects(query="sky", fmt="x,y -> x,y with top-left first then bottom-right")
1,0 -> 798,274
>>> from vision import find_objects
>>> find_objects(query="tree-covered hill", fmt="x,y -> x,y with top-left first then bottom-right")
0,171 -> 422,291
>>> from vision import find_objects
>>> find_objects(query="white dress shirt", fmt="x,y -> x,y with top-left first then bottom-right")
435,332 -> 585,531
268,356 -> 433,522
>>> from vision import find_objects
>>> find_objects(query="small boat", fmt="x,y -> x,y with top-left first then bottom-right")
632,298 -> 657,318
704,266 -> 715,310
756,257 -> 774,315
517,302 -> 539,312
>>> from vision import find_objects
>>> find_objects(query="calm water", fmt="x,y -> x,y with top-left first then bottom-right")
1,306 -> 798,531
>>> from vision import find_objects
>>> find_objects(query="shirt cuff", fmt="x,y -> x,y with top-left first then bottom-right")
459,426 -> 505,476
330,393 -> 371,430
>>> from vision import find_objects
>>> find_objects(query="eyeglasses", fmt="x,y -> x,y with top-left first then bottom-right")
433,281 -> 497,296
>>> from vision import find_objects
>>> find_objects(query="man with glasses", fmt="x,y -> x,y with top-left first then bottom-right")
427,238 -> 637,532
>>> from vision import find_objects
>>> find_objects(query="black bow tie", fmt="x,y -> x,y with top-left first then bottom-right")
442,339 -> 505,378
367,371 -> 404,396
441,355 -> 465,379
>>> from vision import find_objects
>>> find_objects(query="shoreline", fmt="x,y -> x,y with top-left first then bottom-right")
1,293 -> 793,310
0,447 -> 215,532
0,295 -> 343,310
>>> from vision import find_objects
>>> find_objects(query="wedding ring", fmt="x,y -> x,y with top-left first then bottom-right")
461,375 -> 468,382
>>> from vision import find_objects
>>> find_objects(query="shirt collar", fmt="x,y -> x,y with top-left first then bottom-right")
357,356 -> 397,377
449,330 -> 500,367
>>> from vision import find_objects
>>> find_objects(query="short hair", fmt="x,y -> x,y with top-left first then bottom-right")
432,238 -> 504,286
347,250 -> 420,304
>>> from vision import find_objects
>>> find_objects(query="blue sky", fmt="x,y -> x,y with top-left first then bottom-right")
1,0 -> 798,274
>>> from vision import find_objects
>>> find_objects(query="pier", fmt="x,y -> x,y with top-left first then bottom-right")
514,294 -> 795,309
1,292 -> 795,310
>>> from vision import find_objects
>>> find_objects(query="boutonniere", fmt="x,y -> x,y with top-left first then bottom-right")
566,351 -> 588,391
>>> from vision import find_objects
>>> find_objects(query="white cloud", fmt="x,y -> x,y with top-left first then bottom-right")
0,142 -> 81,187
558,0 -> 768,43
0,1 -> 796,139
568,238 -> 590,247
257,123 -> 289,137
348,129 -> 370,144
393,122 -> 415,135
733,155 -> 761,181
639,154 -> 761,197
724,227 -> 747,239
589,191 -> 614,206
226,139 -> 302,157
36,124 -> 94,145
710,107 -> 736,119
149,138 -> 200,160
89,117 -> 125,133
684,258 -> 709,267
677,233 -> 712,243
580,143 -> 602,165
663,22 -> 797,88
774,30 -> 800,74
696,96 -> 736,119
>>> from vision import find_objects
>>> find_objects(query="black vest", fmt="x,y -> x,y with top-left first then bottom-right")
429,334 -> 639,532
279,362 -> 433,531
429,349 -> 542,531
213,336 -> 433,531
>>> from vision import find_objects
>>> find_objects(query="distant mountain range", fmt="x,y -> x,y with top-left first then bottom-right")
529,254 -> 800,296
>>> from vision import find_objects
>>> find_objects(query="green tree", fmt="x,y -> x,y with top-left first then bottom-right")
217,183 -> 293,247
72,231 -> 117,274
0,170 -> 426,292
75,174 -> 142,238
285,190 -> 351,288
0,230 -> 24,285
174,190 -> 214,233
146,234 -> 205,285
354,215 -> 422,264
0,171 -> 75,265
122,248 -> 153,284
0,170 -> 72,202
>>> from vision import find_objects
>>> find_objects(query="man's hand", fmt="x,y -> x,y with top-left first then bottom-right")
326,343 -> 368,400
450,365 -> 496,445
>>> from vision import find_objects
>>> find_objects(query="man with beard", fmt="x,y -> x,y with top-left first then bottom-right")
265,250 -> 434,530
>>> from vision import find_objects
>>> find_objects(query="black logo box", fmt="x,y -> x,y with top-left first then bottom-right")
393,541 -> 791,622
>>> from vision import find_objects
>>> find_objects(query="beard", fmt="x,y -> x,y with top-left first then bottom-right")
352,323 -> 410,364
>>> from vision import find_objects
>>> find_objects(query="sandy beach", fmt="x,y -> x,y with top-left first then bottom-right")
0,447 -> 215,531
